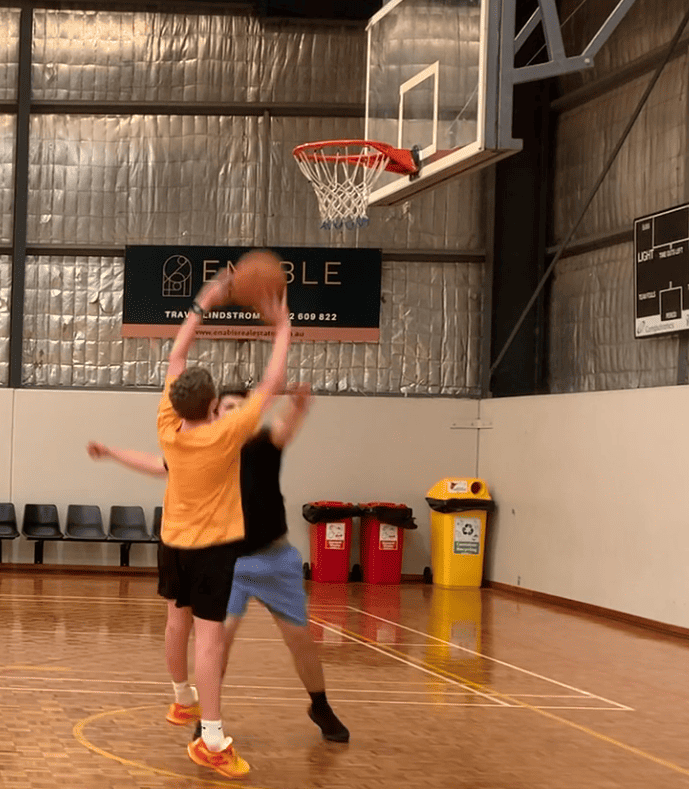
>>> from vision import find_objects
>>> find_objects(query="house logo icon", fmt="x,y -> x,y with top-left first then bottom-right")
162,254 -> 192,298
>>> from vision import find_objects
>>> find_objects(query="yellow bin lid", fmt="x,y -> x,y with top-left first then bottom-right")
426,478 -> 491,500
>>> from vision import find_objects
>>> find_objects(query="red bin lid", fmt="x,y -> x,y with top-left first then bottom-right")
360,502 -> 407,508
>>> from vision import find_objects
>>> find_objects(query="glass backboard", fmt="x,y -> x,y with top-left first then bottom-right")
366,0 -> 520,205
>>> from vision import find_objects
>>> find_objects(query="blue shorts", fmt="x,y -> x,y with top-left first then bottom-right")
227,540 -> 308,626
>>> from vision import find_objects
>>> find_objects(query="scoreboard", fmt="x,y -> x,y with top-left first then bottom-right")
635,203 -> 689,338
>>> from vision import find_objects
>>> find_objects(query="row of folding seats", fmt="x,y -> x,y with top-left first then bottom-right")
0,503 -> 163,566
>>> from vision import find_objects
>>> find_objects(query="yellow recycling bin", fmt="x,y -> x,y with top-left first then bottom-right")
426,478 -> 495,588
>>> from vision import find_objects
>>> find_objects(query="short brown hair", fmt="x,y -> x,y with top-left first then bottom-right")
170,367 -> 216,420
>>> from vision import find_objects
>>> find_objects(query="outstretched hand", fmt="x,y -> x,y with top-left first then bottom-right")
86,441 -> 109,460
260,289 -> 290,329
195,267 -> 234,310
288,383 -> 312,413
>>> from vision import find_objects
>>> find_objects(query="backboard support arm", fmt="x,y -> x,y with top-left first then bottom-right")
365,0 -> 638,207
498,0 -> 637,148
509,0 -> 637,84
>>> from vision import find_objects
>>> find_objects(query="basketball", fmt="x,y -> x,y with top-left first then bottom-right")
231,249 -> 287,317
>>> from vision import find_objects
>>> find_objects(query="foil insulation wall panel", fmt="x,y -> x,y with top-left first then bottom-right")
259,21 -> 366,104
22,256 -> 482,395
0,115 -> 14,245
27,114 -> 263,246
31,11 -> 261,102
0,9 -> 19,101
552,55 -> 686,244
549,244 -> 679,392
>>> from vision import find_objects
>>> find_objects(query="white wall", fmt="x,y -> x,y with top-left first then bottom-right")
0,390 -> 13,502
3,390 -> 480,573
478,387 -> 689,629
10,389 -> 164,567
7,383 -> 689,631
281,395 -> 480,573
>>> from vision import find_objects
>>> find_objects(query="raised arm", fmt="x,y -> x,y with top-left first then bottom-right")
87,441 -> 168,479
250,293 -> 292,414
270,384 -> 312,449
167,268 -> 234,379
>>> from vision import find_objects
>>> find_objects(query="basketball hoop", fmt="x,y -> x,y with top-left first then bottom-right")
293,140 -> 419,230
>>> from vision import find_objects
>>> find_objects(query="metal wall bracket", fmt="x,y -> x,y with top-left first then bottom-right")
450,420 -> 493,430
497,0 -> 638,148
514,0 -> 637,82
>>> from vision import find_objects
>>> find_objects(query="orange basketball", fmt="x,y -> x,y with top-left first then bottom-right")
231,250 -> 286,315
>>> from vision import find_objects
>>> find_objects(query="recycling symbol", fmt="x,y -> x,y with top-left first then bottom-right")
462,523 -> 475,536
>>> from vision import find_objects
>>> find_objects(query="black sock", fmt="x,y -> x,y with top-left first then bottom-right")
308,692 -> 349,742
309,691 -> 330,713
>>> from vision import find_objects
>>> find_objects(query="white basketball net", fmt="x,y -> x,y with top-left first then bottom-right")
294,143 -> 390,230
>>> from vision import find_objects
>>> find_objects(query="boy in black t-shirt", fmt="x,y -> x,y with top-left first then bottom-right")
87,384 -> 348,743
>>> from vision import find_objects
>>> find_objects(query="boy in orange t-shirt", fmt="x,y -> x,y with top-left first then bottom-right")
157,260 -> 290,779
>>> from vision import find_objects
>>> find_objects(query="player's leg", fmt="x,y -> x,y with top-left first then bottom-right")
192,616 -> 227,722
255,541 -> 350,742
166,602 -> 193,682
191,564 -> 250,743
157,542 -> 199,724
191,615 -> 244,742
186,542 -> 250,779
165,602 -> 200,723
272,612 -> 349,743
222,557 -> 252,676
222,615 -> 244,678
272,614 -> 324,688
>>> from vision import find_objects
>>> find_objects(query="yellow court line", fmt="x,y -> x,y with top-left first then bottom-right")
0,592 -> 350,607
3,675 -> 478,694
309,615 -> 689,779
0,593 -> 162,604
16,666 -> 440,685
73,706 -> 284,789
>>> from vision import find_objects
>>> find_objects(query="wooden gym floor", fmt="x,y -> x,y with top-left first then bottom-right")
1,572 -> 689,788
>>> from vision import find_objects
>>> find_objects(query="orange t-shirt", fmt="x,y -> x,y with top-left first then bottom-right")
157,375 -> 266,549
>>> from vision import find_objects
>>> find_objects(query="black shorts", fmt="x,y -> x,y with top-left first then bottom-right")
157,540 -> 242,622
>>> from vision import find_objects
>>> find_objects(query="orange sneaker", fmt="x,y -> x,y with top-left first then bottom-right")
187,736 -> 250,779
166,701 -> 201,726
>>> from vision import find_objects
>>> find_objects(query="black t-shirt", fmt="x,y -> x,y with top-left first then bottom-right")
236,427 -> 288,554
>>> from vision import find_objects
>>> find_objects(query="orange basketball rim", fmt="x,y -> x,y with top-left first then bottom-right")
293,139 -> 420,230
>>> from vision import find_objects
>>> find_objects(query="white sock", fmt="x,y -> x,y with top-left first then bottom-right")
201,720 -> 232,752
172,681 -> 197,707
